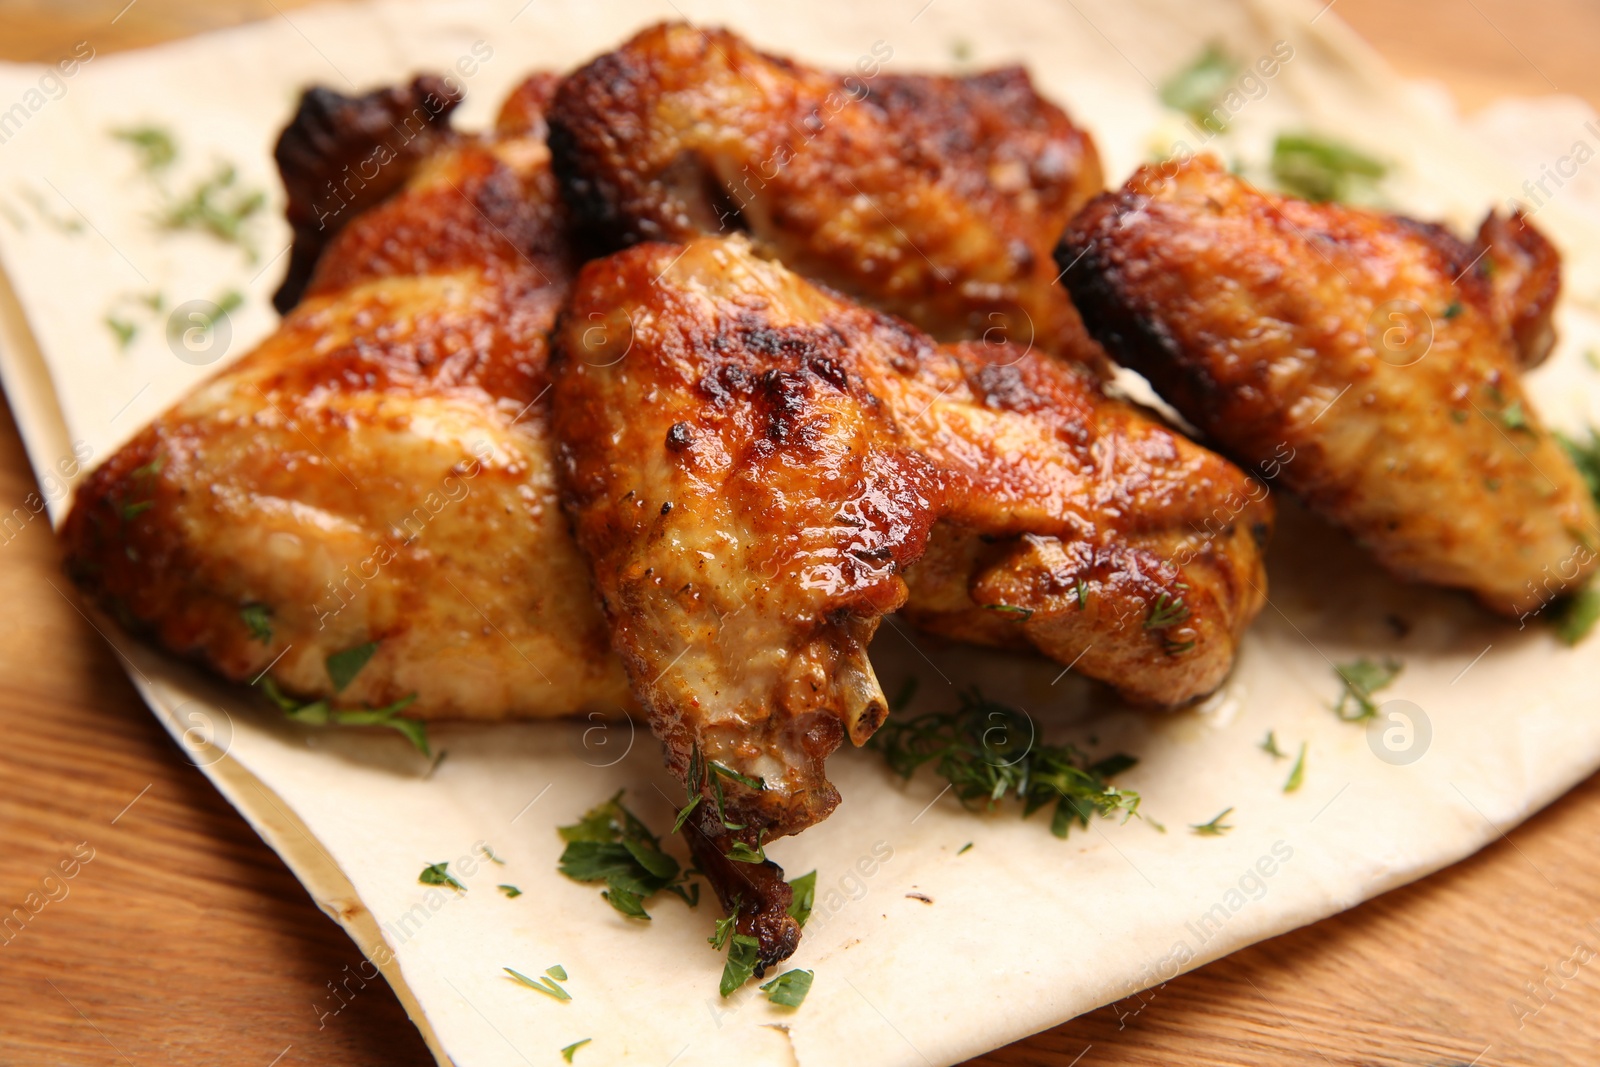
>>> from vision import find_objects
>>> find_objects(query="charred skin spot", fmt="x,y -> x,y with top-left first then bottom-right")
970,361 -> 1040,413
666,421 -> 693,450
757,368 -> 813,445
807,354 -> 850,391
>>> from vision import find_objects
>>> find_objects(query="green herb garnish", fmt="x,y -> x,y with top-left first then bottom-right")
1500,400 -> 1531,432
957,842 -> 974,855
1260,731 -> 1286,759
560,1039 -> 591,1063
1283,743 -> 1307,793
556,790 -> 699,919
869,689 -> 1139,839
1159,43 -> 1240,134
106,315 -> 137,350
1442,301 -> 1463,320
1552,587 -> 1600,646
1332,657 -> 1403,721
418,861 -> 464,892
1190,807 -> 1234,836
725,836 -> 766,865
120,500 -> 153,520
760,968 -> 814,1009
720,934 -> 762,997
709,761 -> 765,792
984,603 -> 1033,620
498,884 -> 523,898
1558,428 -> 1600,507
1074,578 -> 1090,609
157,162 -> 266,259
326,641 -> 378,692
707,911 -> 737,951
112,125 -> 178,173
1270,133 -> 1386,203
258,677 -> 427,754
504,966 -> 570,1001
786,870 -> 817,927
1145,592 -> 1190,630
240,603 -> 272,643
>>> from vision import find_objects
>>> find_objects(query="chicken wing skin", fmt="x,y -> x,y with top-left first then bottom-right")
548,21 -> 1105,363
1057,154 -> 1599,617
61,76 -> 633,720
552,234 -> 1270,846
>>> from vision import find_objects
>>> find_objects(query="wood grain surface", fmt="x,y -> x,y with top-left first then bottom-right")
2,2 -> 1599,1064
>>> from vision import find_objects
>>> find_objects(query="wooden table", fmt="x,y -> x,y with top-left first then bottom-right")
2,2 -> 1598,1064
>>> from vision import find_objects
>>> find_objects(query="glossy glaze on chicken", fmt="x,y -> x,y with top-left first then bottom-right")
549,21 -> 1107,365
61,76 -> 633,719
1058,154 -> 1597,616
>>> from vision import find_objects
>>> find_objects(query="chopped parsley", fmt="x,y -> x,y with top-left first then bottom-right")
707,911 -> 738,951
120,500 -> 153,520
1159,43 -> 1240,134
983,603 -> 1033,620
418,861 -> 464,892
786,870 -> 816,927
725,835 -> 767,865
1283,743 -> 1307,793
240,603 -> 272,643
504,966 -> 570,1001
719,934 -> 762,997
1260,731 -> 1287,759
546,965 -> 568,981
1332,657 -> 1403,721
258,676 -> 428,754
1442,301 -> 1464,320
1190,807 -> 1235,836
760,968 -> 814,1009
481,845 -> 506,865
556,790 -> 699,919
1270,133 -> 1386,203
1075,578 -> 1090,609
957,842 -> 974,855
869,689 -> 1140,839
326,640 -> 379,692
498,884 -> 523,898
560,1039 -> 591,1063
112,125 -> 178,173
1552,587 -> 1600,646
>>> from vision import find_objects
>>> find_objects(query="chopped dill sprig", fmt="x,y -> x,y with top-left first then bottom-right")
1190,807 -> 1234,836
1332,658 -> 1403,721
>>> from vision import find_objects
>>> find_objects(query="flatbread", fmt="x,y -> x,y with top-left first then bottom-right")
2,1 -> 1599,1064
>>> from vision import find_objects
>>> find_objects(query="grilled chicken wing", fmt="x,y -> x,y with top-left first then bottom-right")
61,75 -> 633,720
550,234 -> 1271,964
548,21 -> 1105,364
1058,154 -> 1598,618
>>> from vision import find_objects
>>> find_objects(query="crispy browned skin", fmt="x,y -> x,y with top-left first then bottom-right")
61,76 -> 633,720
1058,154 -> 1599,617
551,236 -> 1269,944
273,75 -> 463,313
548,21 -> 1105,363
